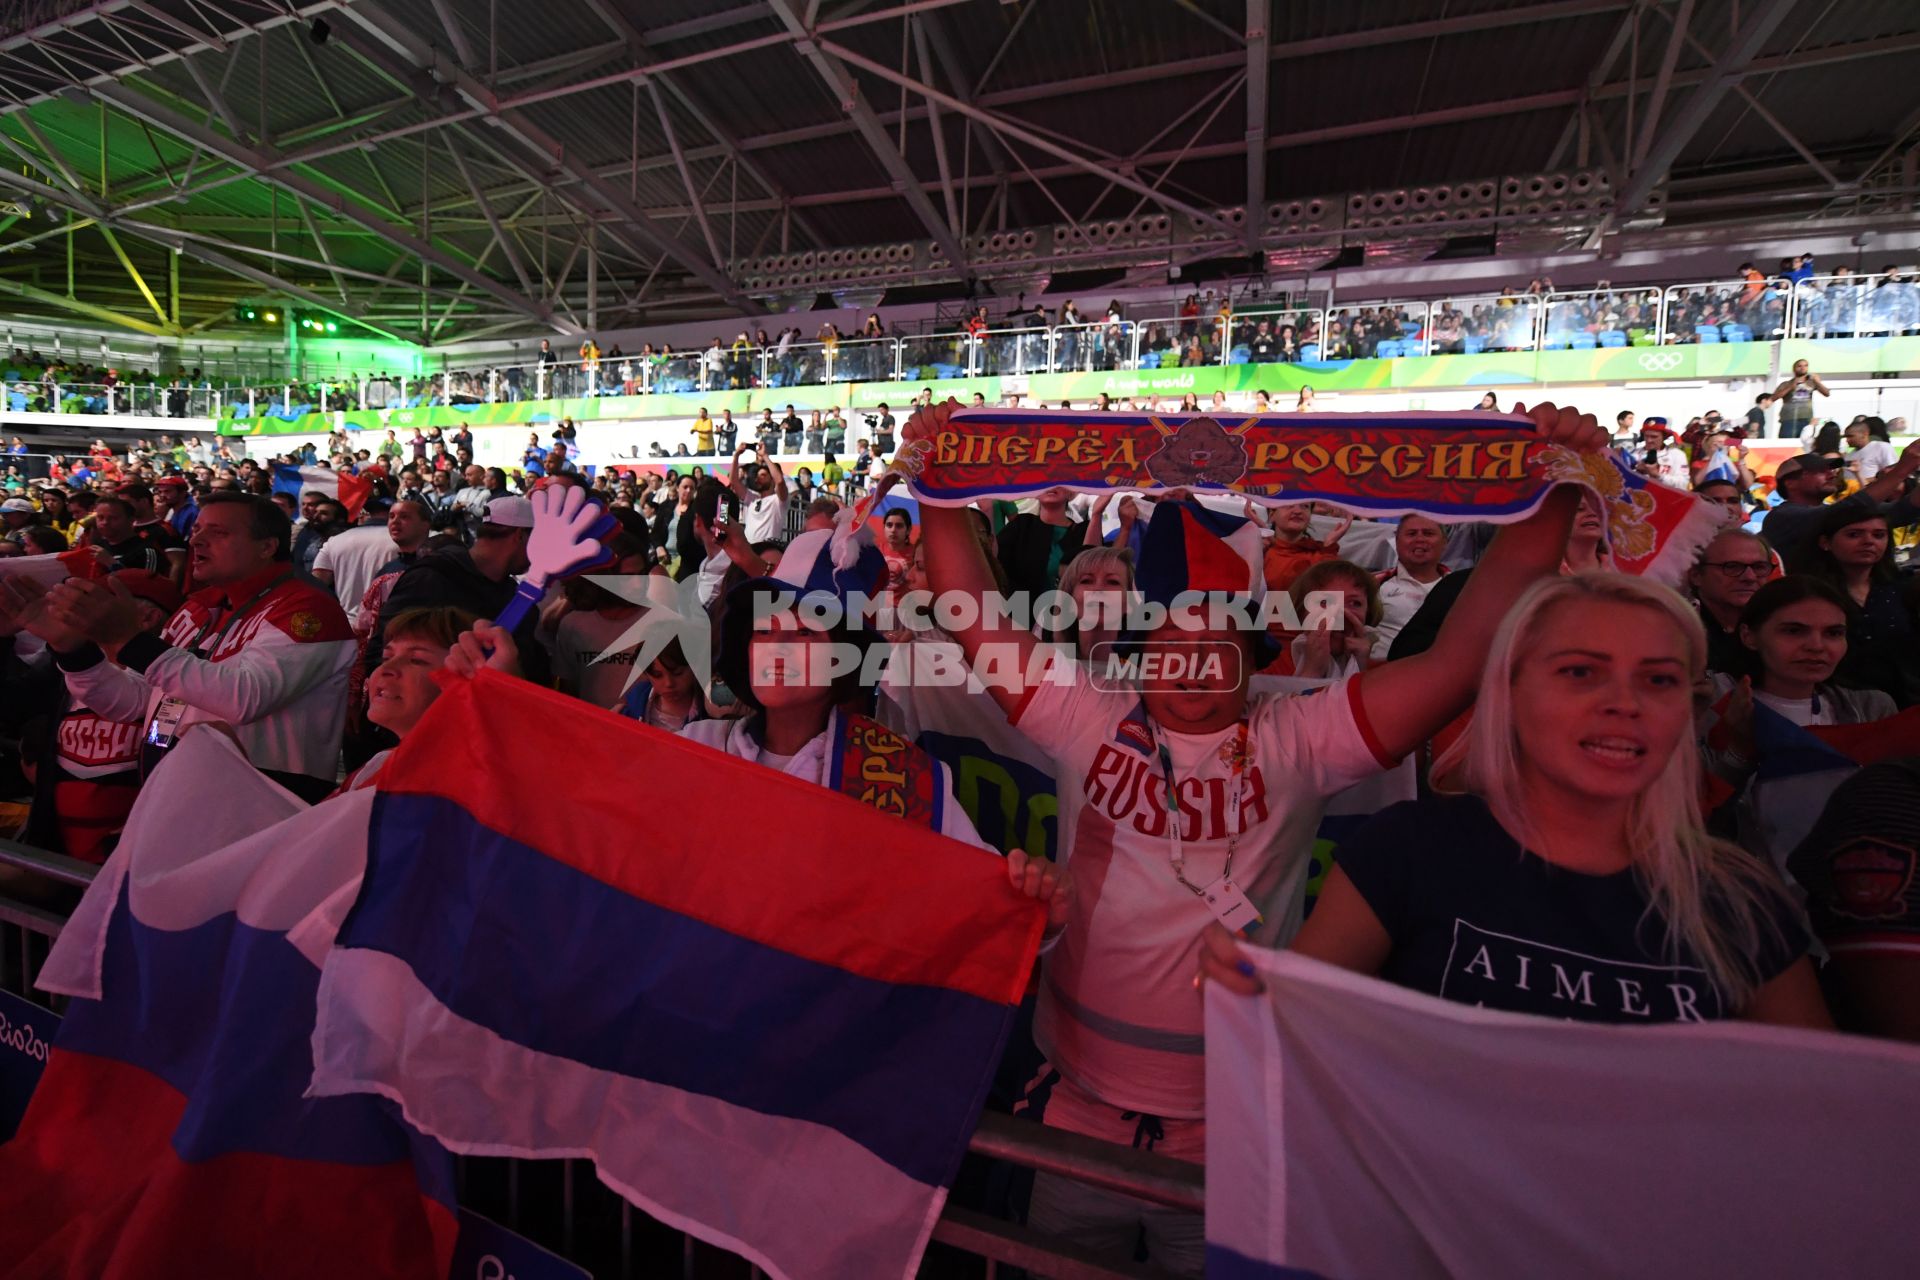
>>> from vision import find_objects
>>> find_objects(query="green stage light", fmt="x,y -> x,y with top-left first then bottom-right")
326,322 -> 337,332
264,310 -> 277,322
244,309 -> 255,319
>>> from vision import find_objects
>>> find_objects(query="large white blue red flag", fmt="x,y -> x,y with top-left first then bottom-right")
309,670 -> 1044,1280
271,462 -> 374,518
1746,702 -> 1920,867
0,730 -> 457,1277
1204,949 -> 1920,1278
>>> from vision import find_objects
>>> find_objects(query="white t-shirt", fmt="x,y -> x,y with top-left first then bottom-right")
1372,564 -> 1446,659
677,712 -> 988,850
1848,439 -> 1897,482
742,491 -> 788,544
553,608 -> 644,708
312,525 -> 398,624
1653,446 -> 1690,489
1012,662 -> 1393,1116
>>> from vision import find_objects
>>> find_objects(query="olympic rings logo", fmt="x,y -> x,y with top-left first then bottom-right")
1637,351 -> 1684,371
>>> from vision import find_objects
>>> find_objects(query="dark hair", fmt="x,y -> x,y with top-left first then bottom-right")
92,495 -> 134,518
1737,575 -> 1850,635
117,482 -> 152,505
22,525 -> 67,554
1811,502 -> 1897,589
691,476 -> 731,527
1810,422 -> 1842,455
200,490 -> 293,561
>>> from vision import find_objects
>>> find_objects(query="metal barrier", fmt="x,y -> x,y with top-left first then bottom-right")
1541,287 -> 1661,350
0,835 -> 1204,1279
1788,272 -> 1920,338
1659,277 -> 1786,346
973,326 -> 1054,378
1427,294 -> 1539,355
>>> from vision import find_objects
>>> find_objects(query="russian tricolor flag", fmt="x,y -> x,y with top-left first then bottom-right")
310,671 -> 1043,1280
0,730 -> 456,1277
271,462 -> 375,519
1747,702 -> 1920,864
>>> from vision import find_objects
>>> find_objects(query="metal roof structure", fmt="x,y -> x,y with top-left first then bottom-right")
1,0 -> 1916,344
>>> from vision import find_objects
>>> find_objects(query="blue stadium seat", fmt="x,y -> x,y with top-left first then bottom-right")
1228,346 -> 1251,365
1373,340 -> 1398,359
1299,343 -> 1319,361
1541,334 -> 1568,350
1138,352 -> 1160,369
1695,325 -> 1721,343
1598,330 -> 1627,347
1463,336 -> 1487,354
1721,323 -> 1752,343
6,390 -> 25,411
1570,333 -> 1597,349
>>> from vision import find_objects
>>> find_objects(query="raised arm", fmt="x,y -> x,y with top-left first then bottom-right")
766,449 -> 789,503
906,402 -> 1044,719
1860,439 -> 1920,510
727,446 -> 751,501
1354,402 -> 1605,761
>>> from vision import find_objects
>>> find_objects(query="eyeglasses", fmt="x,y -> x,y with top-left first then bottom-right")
1701,561 -> 1771,579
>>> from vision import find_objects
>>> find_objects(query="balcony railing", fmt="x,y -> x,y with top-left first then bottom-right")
11,269 -> 1920,427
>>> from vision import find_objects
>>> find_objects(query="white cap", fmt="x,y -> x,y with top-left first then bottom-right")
484,495 -> 536,528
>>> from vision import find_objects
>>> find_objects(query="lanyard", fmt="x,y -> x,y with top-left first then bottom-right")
186,572 -> 290,657
1149,717 -> 1249,896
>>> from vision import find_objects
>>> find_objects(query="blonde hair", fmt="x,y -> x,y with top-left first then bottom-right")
1431,572 -> 1788,1007
1059,545 -> 1135,593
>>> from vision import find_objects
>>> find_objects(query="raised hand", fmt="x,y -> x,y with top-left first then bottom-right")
445,618 -> 523,681
1515,400 -> 1607,455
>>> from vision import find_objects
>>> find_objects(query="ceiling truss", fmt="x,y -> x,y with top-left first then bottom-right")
0,0 -> 1913,344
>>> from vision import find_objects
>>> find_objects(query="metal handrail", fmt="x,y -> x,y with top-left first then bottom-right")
1657,276 -> 1788,345
0,836 -> 100,888
0,834 -> 1207,1279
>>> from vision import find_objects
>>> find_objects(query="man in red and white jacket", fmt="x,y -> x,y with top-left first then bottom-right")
39,491 -> 354,802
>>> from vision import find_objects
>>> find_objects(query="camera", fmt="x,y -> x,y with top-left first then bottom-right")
861,413 -> 880,427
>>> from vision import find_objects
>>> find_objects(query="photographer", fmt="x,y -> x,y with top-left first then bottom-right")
728,444 -> 790,547
872,402 -> 896,453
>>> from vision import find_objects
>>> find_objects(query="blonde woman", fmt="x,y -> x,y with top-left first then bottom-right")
1054,544 -> 1135,661
1202,572 -> 1829,1027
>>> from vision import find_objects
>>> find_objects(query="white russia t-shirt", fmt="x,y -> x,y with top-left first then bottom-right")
1012,660 -> 1394,1117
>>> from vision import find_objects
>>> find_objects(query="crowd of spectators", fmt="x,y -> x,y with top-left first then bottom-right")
13,258 -> 1920,435
1,389 -> 1918,1276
